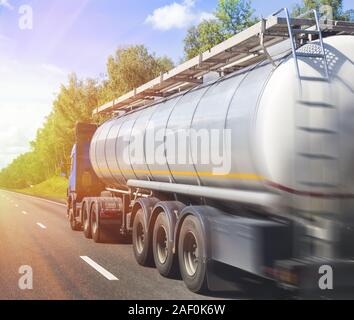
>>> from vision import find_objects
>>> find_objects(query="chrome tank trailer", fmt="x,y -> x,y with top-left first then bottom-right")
90,35 -> 354,218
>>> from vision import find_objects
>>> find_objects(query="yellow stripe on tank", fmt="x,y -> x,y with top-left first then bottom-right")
98,168 -> 265,181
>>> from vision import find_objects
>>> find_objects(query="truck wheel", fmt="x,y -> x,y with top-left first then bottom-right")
178,215 -> 208,293
90,202 -> 103,243
132,208 -> 153,266
83,201 -> 92,239
153,211 -> 178,278
69,207 -> 80,231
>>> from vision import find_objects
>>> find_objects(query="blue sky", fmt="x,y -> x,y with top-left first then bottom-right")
0,0 -> 353,169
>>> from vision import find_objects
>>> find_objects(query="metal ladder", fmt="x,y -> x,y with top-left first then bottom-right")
273,9 -> 340,258
273,8 -> 330,83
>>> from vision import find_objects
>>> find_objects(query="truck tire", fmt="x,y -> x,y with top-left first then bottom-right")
90,202 -> 103,243
153,211 -> 178,278
83,201 -> 92,239
178,215 -> 208,293
132,208 -> 153,266
69,207 -> 80,231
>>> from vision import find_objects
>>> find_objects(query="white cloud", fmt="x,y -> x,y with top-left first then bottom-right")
199,11 -> 215,21
145,0 -> 213,31
0,0 -> 14,10
0,57 -> 67,169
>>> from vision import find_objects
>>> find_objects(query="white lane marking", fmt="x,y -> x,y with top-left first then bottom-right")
15,204 -> 19,207
22,211 -> 28,215
36,222 -> 47,229
0,190 -> 66,207
80,256 -> 119,281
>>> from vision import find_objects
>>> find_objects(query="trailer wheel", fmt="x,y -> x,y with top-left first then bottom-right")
83,201 -> 92,239
178,215 -> 208,293
90,202 -> 103,243
132,208 -> 153,266
153,211 -> 178,278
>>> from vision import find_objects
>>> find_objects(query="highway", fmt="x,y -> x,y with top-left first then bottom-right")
3,189 -> 351,300
0,190 -> 246,300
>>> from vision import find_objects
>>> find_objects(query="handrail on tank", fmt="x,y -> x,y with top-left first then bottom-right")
93,7 -> 354,116
127,180 -> 280,212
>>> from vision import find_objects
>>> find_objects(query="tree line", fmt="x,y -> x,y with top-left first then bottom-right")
0,0 -> 351,189
0,46 -> 173,188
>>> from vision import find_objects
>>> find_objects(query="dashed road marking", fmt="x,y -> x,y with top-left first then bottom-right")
36,222 -> 47,229
22,211 -> 28,215
80,256 -> 119,281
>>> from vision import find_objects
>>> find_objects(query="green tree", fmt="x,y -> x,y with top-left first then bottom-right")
215,0 -> 257,35
292,0 -> 348,20
104,45 -> 174,100
156,56 -> 175,73
184,0 -> 258,60
0,45 -> 174,189
184,20 -> 225,60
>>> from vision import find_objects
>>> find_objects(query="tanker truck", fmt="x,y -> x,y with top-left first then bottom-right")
66,9 -> 354,294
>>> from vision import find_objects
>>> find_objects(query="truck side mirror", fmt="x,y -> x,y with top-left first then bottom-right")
60,165 -> 69,178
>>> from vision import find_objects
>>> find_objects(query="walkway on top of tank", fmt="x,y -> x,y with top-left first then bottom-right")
93,10 -> 354,116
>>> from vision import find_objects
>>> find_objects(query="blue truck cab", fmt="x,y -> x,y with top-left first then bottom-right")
67,123 -> 104,230
68,144 -> 77,197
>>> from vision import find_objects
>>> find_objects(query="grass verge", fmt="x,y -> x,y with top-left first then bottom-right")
17,176 -> 68,202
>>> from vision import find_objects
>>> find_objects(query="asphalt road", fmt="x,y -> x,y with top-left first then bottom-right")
0,190 -> 249,300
